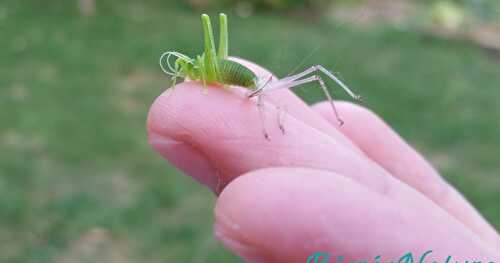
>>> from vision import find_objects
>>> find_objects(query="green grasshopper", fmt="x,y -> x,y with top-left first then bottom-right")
160,13 -> 361,138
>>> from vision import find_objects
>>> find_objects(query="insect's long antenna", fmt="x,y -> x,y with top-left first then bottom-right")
159,51 -> 192,77
286,44 -> 322,77
218,13 -> 228,59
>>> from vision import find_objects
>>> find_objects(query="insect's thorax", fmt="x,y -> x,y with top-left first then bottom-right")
217,59 -> 257,89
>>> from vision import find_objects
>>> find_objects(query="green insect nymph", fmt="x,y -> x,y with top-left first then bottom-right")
160,13 -> 258,90
160,13 -> 362,138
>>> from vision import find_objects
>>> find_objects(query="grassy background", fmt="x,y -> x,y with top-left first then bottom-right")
1,0 -> 499,262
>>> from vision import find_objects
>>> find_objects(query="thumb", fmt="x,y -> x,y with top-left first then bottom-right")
214,168 -> 499,263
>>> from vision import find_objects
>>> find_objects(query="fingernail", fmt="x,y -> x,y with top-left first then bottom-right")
214,223 -> 270,263
148,132 -> 219,190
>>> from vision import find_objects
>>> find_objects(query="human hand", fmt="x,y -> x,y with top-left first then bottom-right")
147,58 -> 500,262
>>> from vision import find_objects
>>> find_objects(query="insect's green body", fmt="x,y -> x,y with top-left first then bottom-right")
217,59 -> 257,88
161,13 -> 257,90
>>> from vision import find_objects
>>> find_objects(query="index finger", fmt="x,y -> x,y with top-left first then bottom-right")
147,58 -> 365,191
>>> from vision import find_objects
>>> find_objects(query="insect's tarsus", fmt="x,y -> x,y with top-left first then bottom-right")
277,105 -> 287,134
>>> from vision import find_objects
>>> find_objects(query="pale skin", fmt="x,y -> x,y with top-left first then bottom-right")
147,58 -> 500,262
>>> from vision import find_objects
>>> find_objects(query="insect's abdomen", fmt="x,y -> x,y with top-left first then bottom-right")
217,59 -> 257,89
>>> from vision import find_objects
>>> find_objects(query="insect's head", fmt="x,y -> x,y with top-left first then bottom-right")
159,51 -> 197,85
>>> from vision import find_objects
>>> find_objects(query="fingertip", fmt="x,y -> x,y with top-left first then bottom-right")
147,82 -> 196,134
147,82 -> 221,191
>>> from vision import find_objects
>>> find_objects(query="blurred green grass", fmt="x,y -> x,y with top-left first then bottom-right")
1,0 -> 499,262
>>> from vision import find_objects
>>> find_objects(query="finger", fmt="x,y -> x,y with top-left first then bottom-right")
313,101 -> 500,250
215,168 -> 499,263
147,81 -> 370,193
147,58 -> 361,190
147,79 -> 496,255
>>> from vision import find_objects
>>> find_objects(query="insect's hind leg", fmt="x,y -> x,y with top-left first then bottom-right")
246,75 -> 273,98
314,65 -> 362,101
278,65 -> 362,102
260,75 -> 344,125
315,76 -> 344,125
